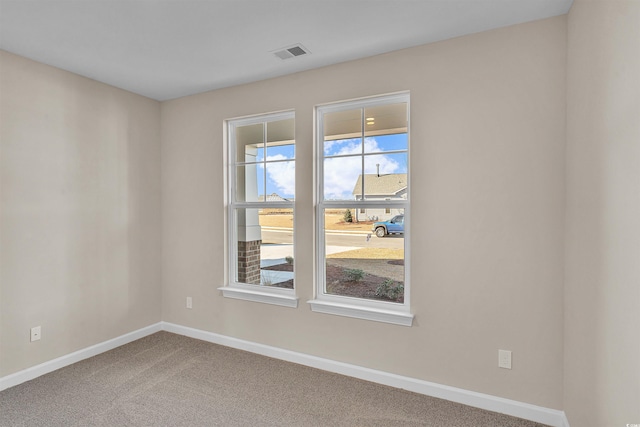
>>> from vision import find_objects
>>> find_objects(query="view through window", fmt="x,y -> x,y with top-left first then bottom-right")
316,94 -> 409,309
229,112 -> 295,291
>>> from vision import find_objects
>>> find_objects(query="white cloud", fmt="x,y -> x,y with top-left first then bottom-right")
260,138 -> 403,200
323,138 -> 401,200
264,154 -> 295,197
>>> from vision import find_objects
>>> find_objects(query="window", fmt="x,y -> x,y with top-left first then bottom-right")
309,93 -> 413,326
219,111 -> 297,308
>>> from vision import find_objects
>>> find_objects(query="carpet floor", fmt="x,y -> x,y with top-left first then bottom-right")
0,331 -> 549,426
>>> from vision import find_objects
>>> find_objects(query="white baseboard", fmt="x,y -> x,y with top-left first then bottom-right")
0,321 -> 569,427
162,322 -> 569,427
0,323 -> 162,392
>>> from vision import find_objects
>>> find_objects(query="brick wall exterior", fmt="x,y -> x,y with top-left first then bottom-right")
237,239 -> 261,284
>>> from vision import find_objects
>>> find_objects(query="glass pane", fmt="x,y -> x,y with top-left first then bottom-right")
362,153 -> 408,200
323,209 -> 404,303
324,155 -> 363,201
266,143 -> 295,161
363,133 -> 408,154
323,137 -> 362,158
266,117 -> 295,160
265,161 -> 295,200
235,165 -> 261,202
324,109 -> 362,153
235,208 -> 294,288
364,102 -> 408,139
236,123 -> 264,163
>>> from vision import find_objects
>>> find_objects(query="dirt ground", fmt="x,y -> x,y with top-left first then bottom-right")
263,258 -> 404,302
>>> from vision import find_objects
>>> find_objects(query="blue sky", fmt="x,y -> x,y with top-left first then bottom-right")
256,143 -> 296,199
254,134 -> 408,200
324,133 -> 407,157
323,134 -> 408,200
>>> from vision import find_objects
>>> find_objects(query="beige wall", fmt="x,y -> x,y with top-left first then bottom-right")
0,51 -> 162,376
3,6 -> 638,420
565,0 -> 640,425
161,17 -> 567,408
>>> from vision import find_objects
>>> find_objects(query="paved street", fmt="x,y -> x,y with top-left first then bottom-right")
261,229 -> 404,249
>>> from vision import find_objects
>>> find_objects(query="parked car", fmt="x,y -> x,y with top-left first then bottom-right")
372,215 -> 404,237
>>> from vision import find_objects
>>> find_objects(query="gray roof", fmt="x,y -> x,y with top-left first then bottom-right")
352,174 -> 407,196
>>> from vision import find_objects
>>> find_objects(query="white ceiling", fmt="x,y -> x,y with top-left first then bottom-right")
0,0 -> 572,101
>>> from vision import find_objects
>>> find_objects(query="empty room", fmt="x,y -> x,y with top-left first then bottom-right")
1,0 -> 638,426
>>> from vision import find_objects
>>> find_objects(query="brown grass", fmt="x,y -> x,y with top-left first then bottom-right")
259,212 -> 373,231
327,248 -> 403,260
259,213 -> 294,228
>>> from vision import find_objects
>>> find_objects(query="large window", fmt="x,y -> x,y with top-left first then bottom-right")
220,111 -> 297,308
309,93 -> 413,326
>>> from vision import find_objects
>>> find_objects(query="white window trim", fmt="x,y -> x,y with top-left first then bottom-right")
308,93 -> 413,326
220,284 -> 298,308
306,299 -> 413,326
219,110 -> 298,308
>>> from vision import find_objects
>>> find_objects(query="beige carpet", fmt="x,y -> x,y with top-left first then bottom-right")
0,332 -> 549,426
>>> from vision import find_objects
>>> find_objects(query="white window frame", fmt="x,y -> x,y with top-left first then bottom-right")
219,110 -> 298,308
308,93 -> 413,326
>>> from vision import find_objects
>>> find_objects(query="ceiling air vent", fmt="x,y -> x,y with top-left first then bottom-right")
272,44 -> 310,60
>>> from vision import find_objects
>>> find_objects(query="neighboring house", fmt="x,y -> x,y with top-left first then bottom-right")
352,173 -> 407,221
258,193 -> 292,202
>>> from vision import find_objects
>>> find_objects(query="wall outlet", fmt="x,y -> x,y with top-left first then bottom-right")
186,297 -> 192,309
30,326 -> 41,342
498,349 -> 512,369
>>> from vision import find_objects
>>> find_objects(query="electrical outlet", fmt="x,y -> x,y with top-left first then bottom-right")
30,326 -> 41,342
498,349 -> 512,369
186,297 -> 192,309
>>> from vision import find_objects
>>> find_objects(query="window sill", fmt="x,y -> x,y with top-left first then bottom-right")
307,299 -> 414,326
218,286 -> 298,308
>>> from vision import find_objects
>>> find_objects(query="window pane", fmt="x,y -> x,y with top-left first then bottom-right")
236,165 -> 261,202
267,117 -> 295,160
363,133 -> 408,154
324,156 -> 363,201
323,209 -> 404,303
235,208 -> 294,288
364,103 -> 408,139
236,123 -> 264,163
323,109 -> 362,148
264,161 -> 295,200
364,152 -> 408,174
324,137 -> 362,157
266,143 -> 295,161
362,153 -> 408,200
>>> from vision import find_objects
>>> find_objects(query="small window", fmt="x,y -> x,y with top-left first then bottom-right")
220,111 -> 297,308
309,93 -> 413,326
